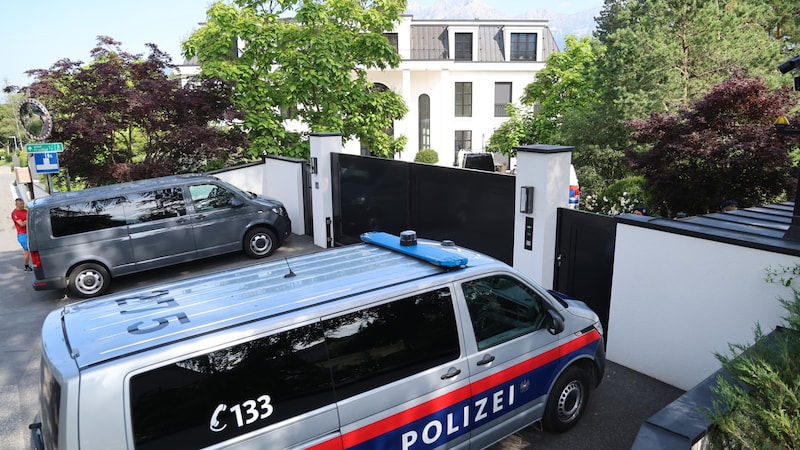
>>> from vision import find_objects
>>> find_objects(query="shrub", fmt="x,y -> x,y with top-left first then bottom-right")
582,175 -> 649,215
706,268 -> 800,449
414,149 -> 439,164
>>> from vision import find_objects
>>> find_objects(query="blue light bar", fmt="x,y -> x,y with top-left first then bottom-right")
360,231 -> 468,268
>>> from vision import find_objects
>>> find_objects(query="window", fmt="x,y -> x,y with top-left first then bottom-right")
418,94 -> 431,150
494,82 -> 512,117
323,288 -> 460,399
130,322 -> 333,449
455,82 -> 472,117
454,33 -> 472,61
462,275 -> 548,350
511,33 -> 537,61
50,197 -> 127,237
189,184 -> 235,212
126,188 -> 187,223
455,130 -> 472,153
383,33 -> 399,52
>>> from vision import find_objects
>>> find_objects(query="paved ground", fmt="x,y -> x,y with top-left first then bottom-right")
0,166 -> 685,450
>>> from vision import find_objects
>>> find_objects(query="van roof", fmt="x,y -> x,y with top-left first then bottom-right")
58,235 -> 494,369
29,174 -> 215,208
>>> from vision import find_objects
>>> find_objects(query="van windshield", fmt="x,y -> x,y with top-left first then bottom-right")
218,180 -> 256,199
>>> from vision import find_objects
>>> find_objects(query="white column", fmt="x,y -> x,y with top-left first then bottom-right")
513,144 -> 573,288
309,132 -> 342,248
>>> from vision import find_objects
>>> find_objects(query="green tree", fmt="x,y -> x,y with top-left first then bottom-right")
485,104 -> 535,156
597,0 -> 784,120
488,35 -> 630,202
522,35 -> 603,145
0,92 -> 26,153
182,0 -> 409,159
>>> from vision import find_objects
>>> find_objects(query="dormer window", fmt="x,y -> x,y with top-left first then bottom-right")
510,33 -> 537,61
454,33 -> 473,61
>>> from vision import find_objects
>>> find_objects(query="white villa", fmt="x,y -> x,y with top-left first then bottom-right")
364,16 -> 557,167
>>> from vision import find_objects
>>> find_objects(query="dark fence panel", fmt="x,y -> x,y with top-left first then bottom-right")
411,164 -> 515,265
333,154 -> 410,244
332,154 -> 515,264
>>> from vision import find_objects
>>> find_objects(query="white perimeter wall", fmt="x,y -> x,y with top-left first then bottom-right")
607,224 -> 799,390
213,157 -> 307,235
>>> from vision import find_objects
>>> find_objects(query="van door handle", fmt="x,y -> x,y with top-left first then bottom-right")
477,354 -> 495,366
440,367 -> 462,380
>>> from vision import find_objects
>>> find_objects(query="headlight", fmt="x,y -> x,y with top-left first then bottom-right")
271,206 -> 287,216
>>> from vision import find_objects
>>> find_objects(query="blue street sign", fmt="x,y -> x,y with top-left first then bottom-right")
33,152 -> 60,174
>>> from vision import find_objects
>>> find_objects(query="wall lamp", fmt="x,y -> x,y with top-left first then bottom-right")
520,186 -> 534,213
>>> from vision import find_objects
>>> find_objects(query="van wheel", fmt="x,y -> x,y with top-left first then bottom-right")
244,228 -> 277,258
542,366 -> 591,433
68,263 -> 110,298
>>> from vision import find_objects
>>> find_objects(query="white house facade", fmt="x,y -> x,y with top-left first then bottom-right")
353,16 -> 558,167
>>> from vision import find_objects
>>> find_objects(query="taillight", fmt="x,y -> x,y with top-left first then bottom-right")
30,251 -> 41,268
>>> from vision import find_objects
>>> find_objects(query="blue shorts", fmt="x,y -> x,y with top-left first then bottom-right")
17,233 -> 28,251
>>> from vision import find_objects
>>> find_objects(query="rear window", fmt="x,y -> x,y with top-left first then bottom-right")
50,197 -> 127,237
129,287 -> 460,449
49,188 -> 188,237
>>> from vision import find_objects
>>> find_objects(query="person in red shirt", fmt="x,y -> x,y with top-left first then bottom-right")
12,197 -> 32,271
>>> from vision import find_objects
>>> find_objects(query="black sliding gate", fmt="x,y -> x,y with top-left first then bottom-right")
332,154 -> 515,265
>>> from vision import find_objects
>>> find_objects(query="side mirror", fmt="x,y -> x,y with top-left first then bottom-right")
231,198 -> 244,208
546,309 -> 565,335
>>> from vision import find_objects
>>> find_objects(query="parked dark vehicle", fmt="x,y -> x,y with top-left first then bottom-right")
462,153 -> 496,172
26,174 -> 291,298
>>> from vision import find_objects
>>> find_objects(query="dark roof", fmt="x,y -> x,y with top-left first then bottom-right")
618,202 -> 800,257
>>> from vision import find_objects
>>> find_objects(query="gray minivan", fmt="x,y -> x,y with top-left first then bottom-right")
32,230 -> 605,449
27,173 -> 291,298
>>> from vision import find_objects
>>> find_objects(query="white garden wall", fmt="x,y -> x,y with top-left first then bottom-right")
213,156 -> 307,235
607,223 -> 799,390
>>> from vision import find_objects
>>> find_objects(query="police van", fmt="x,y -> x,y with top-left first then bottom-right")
32,231 -> 605,449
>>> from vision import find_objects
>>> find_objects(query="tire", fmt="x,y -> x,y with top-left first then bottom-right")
244,227 -> 277,258
542,366 -> 591,433
68,263 -> 110,298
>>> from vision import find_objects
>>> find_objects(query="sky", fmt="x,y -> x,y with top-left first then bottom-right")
1,0 -> 603,93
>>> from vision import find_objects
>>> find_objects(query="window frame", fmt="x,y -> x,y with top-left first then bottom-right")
510,33 -> 537,61
454,82 -> 472,117
454,32 -> 473,61
494,82 -> 512,117
460,274 -> 550,350
454,130 -> 472,153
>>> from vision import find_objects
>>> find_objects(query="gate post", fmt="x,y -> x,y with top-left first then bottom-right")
310,132 -> 342,248
512,144 -> 573,288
